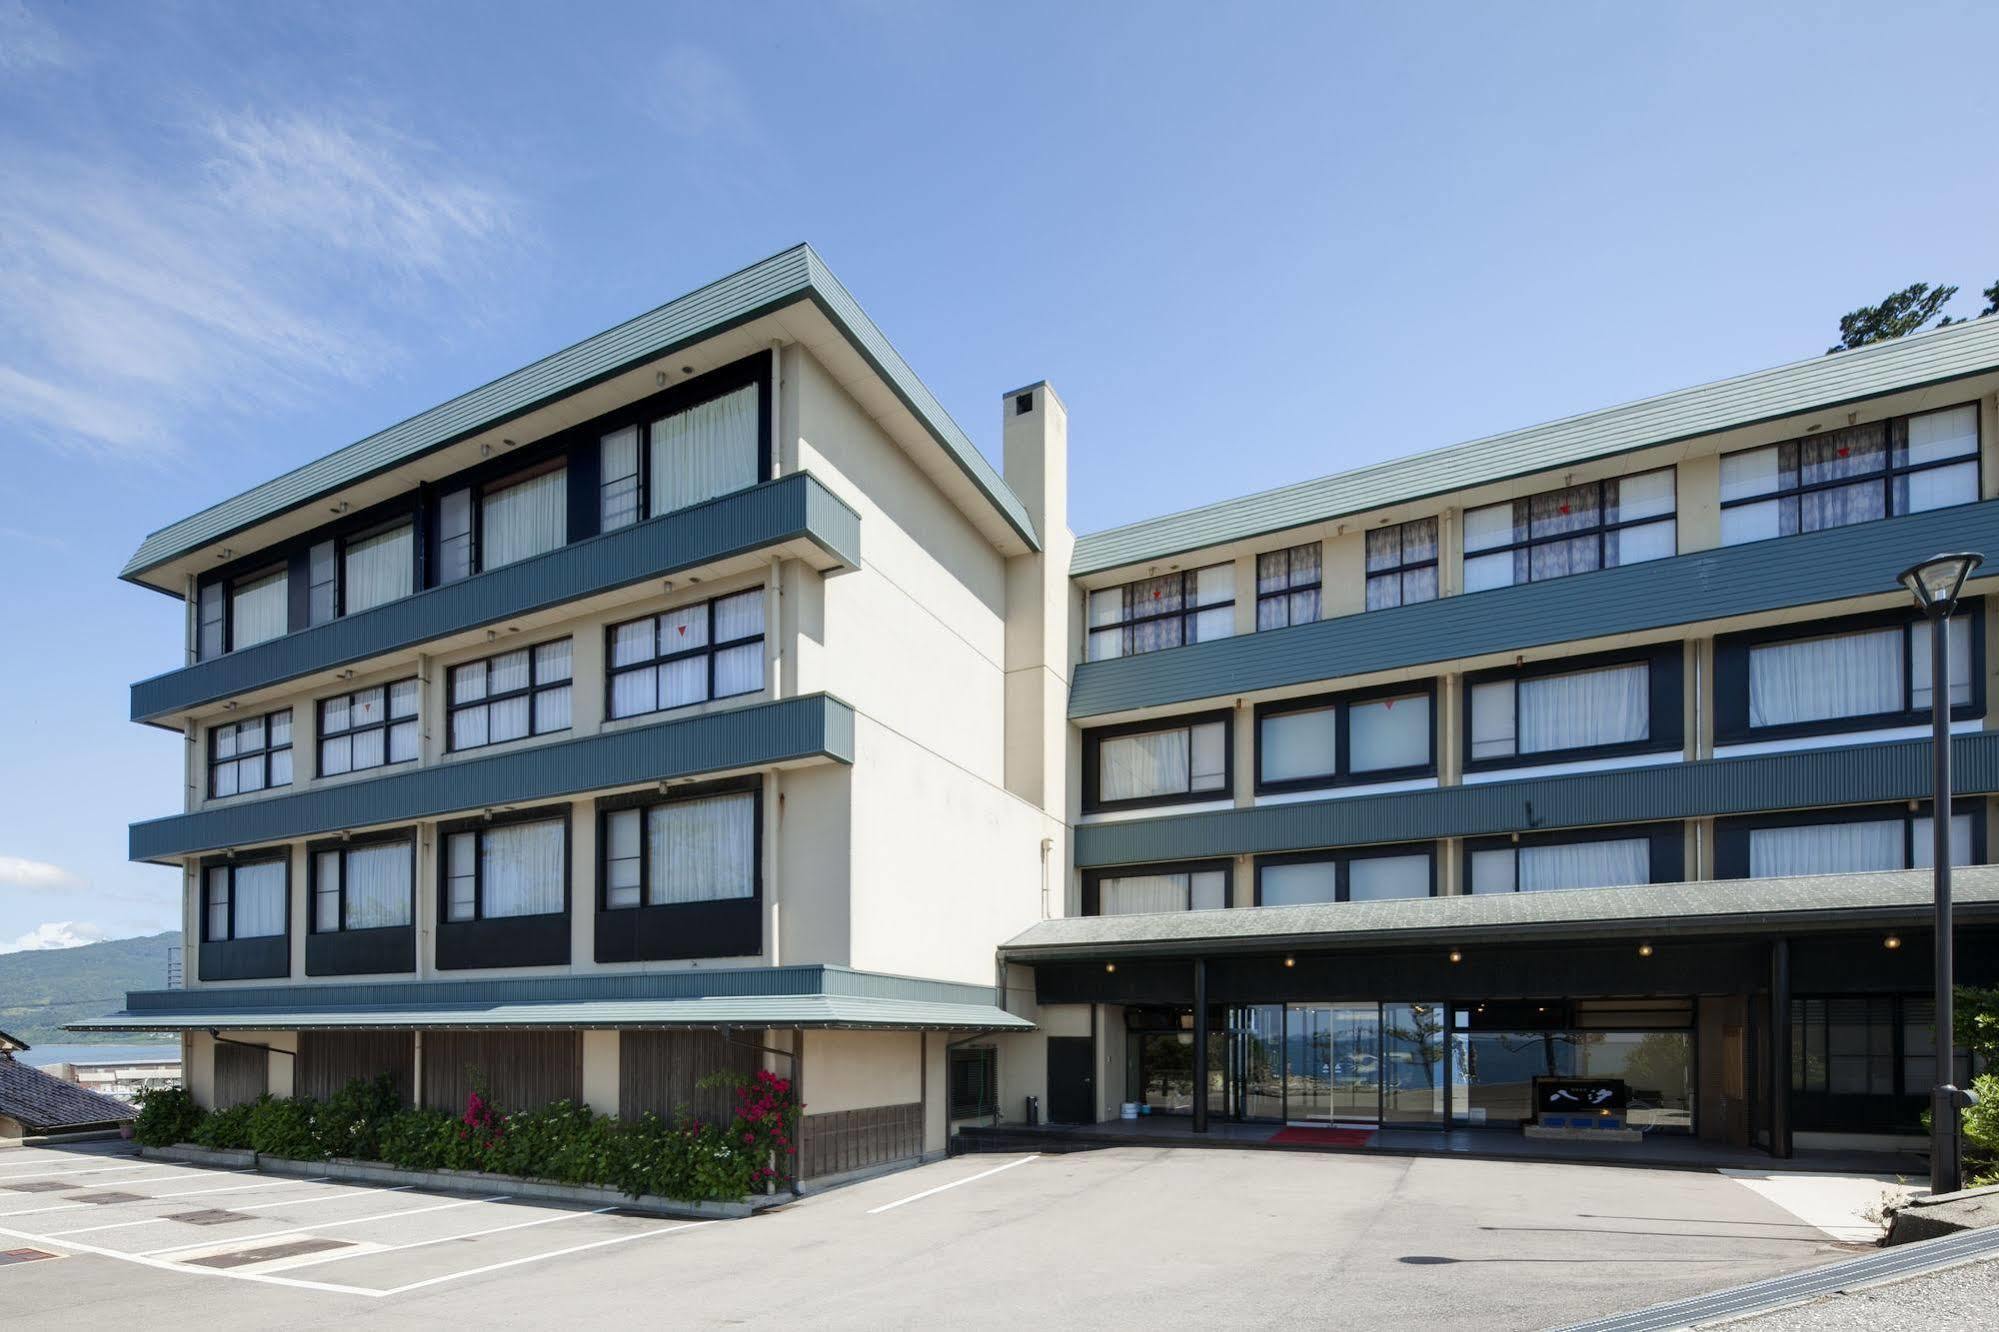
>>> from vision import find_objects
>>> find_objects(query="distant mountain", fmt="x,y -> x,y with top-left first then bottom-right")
0,931 -> 180,1047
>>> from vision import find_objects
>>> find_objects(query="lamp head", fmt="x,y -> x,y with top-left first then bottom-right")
1899,552 -> 1983,616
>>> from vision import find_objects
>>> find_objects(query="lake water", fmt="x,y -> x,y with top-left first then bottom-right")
18,1042 -> 180,1069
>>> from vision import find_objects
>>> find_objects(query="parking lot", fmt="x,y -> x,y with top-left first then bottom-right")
0,1140 -> 1901,1328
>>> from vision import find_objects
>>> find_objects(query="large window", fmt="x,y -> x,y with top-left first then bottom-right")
1084,861 -> 1231,916
601,788 -> 758,909
1465,824 -> 1680,894
1714,605 -> 1982,743
228,567 -> 289,650
444,816 -> 566,921
607,590 -> 764,720
1256,844 -> 1435,905
1364,518 -> 1439,610
319,679 -> 419,776
312,838 -> 414,933
1464,647 -> 1679,771
1257,684 -> 1433,794
1716,805 -> 1981,879
1792,996 -> 1975,1104
1256,543 -> 1322,630
437,461 -> 569,584
308,521 -> 415,625
203,858 -> 287,941
208,709 -> 293,798
949,1047 -> 998,1120
1721,404 -> 1980,546
1086,565 -> 1235,661
448,639 -> 573,751
1083,712 -> 1231,813
1463,470 -> 1676,593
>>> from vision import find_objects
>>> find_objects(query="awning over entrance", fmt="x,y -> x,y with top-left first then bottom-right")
68,963 -> 1035,1034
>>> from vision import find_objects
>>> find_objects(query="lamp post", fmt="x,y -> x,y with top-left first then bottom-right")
1899,551 -> 1983,1196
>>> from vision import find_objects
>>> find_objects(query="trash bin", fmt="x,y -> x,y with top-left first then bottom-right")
1024,1095 -> 1040,1126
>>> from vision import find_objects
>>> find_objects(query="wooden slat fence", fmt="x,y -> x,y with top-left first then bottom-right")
421,1031 -> 581,1114
618,1030 -> 760,1125
295,1031 -> 415,1104
212,1041 -> 268,1108
801,1103 -> 922,1180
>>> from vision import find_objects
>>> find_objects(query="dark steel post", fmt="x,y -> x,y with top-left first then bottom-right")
1771,938 -> 1791,1160
1192,958 -> 1209,1135
1931,610 -> 1962,1196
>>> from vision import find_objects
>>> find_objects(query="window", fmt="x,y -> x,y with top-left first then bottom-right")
1791,996 -> 1975,1108
1464,647 -> 1679,770
650,384 -> 760,515
1257,685 -> 1433,793
1365,518 -> 1440,610
601,788 -> 758,910
1717,805 -> 1982,879
312,839 -> 414,932
437,463 -> 569,584
1085,862 -> 1231,916
197,581 -> 225,660
203,858 -> 287,941
1083,713 -> 1231,813
1256,543 -> 1322,630
307,521 -> 415,626
448,639 -> 573,751
1086,564 -> 1235,661
949,1047 -> 998,1120
1463,470 -> 1676,592
229,567 -> 289,650
607,591 -> 764,720
600,424 -> 641,531
319,679 -> 419,776
444,816 -> 566,921
1256,845 -> 1434,905
1466,824 -> 1679,894
1714,605 -> 1982,742
1721,404 -> 1980,546
208,709 -> 293,798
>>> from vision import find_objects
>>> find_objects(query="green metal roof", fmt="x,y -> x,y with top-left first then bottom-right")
1000,867 -> 1999,960
1072,315 -> 1999,576
123,244 -> 1036,581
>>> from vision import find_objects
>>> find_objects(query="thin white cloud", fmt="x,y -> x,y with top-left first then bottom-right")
0,0 -> 67,74
648,43 -> 761,142
2,920 -> 108,953
0,856 -> 82,890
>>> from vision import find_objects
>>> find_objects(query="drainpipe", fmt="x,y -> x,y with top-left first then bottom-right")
1192,959 -> 1209,1135
1039,838 -> 1054,919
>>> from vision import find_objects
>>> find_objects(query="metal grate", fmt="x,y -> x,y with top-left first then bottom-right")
2,1181 -> 75,1193
185,1238 -> 350,1269
0,1249 -> 56,1265
165,1209 -> 252,1226
73,1191 -> 147,1206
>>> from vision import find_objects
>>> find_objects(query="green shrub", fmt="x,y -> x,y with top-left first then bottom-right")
191,1101 -> 254,1150
1963,1071 -> 1999,1186
132,1086 -> 205,1148
483,1100 -> 620,1185
315,1075 -> 401,1160
378,1107 -> 465,1172
247,1094 -> 324,1160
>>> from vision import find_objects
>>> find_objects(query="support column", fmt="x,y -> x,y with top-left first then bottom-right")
1770,939 -> 1791,1160
1192,958 -> 1209,1135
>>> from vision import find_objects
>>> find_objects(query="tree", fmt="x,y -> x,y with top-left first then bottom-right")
1984,280 -> 1999,319
1828,282 -> 1959,353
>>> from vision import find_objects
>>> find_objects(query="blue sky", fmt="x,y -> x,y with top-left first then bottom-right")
3,0 -> 1997,952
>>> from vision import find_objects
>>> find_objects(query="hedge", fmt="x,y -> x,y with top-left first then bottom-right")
132,1068 -> 799,1203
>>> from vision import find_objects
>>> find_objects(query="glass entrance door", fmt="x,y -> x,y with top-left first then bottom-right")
1286,1004 -> 1382,1124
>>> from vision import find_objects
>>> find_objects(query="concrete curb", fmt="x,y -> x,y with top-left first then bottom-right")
1885,1181 -> 1999,1245
140,1143 -> 781,1219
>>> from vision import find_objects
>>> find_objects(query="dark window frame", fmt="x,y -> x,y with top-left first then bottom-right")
594,776 -> 764,914
199,851 -> 292,944
1713,601 -> 1986,745
306,827 -> 418,936
949,1046 -> 998,1120
590,352 -> 773,532
307,516 -> 419,627
1462,468 -> 1678,591
1254,679 -> 1438,795
1086,564 -> 1236,662
1719,403 -> 1982,544
316,677 -> 420,777
207,708 -> 294,800
605,590 -> 766,722
446,638 -> 574,753
1461,643 -> 1684,774
1081,709 -> 1235,815
435,804 -> 573,925
1253,842 -> 1439,906
1081,858 -> 1235,917
1460,821 -> 1685,893
1713,801 -> 1987,879
1363,517 -> 1441,611
1255,541 -> 1323,631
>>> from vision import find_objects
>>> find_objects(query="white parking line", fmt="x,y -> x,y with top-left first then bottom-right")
374,1219 -> 713,1296
0,1174 -> 315,1219
276,1204 -> 619,1270
0,1221 -> 385,1297
138,1193 -> 510,1256
43,1180 -> 375,1236
76,1169 -> 253,1188
0,1161 -> 150,1179
865,1155 -> 1037,1214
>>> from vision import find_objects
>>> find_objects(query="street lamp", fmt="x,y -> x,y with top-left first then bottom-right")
1898,550 -> 1983,1196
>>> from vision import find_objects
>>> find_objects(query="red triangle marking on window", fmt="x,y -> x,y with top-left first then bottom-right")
1384,698 -> 1394,708
677,624 -> 687,635
1559,503 -> 1571,515
1837,447 -> 1849,458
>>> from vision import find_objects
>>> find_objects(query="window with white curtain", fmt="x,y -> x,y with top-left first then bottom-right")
229,568 -> 289,649
1364,518 -> 1440,611
1256,543 -> 1323,630
1087,564 -> 1236,661
602,789 -> 758,909
438,487 -> 474,583
204,859 -> 288,940
1469,660 -> 1652,763
445,817 -> 566,921
1734,612 -> 1976,735
1720,404 -> 1980,546
448,640 -> 572,751
342,522 -> 414,614
1470,837 -> 1653,893
1090,716 -> 1229,809
480,465 -> 568,570
1257,687 -> 1433,791
313,840 -> 413,932
1258,846 -> 1434,905
652,384 -> 760,515
1747,813 -> 1975,878
1095,868 -> 1229,915
319,679 -> 418,776
198,582 -> 226,660
208,709 -> 293,798
600,424 -> 641,531
308,540 -> 338,626
607,590 -> 764,720
1463,469 -> 1676,593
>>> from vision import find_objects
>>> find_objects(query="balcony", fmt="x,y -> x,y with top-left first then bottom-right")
131,472 -> 861,724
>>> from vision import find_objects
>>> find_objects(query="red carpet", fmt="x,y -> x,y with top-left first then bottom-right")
1269,1126 -> 1375,1147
